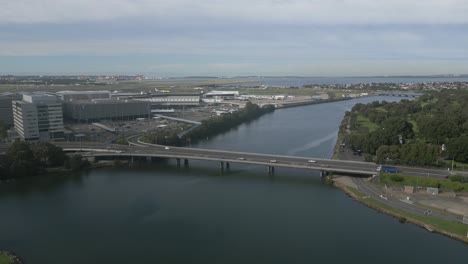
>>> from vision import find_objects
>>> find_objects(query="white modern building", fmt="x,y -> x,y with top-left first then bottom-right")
56,90 -> 111,101
204,91 -> 239,99
136,95 -> 200,106
12,93 -> 65,141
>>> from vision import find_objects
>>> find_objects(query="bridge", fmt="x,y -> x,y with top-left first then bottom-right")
376,93 -> 422,98
54,141 -> 378,176
1,141 -> 458,177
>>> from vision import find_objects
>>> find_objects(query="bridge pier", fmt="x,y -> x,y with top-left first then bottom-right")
176,158 -> 181,167
268,166 -> 275,175
226,162 -> 230,169
220,161 -> 225,170
184,159 -> 189,166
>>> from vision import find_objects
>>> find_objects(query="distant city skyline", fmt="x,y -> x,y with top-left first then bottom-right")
1,0 -> 468,76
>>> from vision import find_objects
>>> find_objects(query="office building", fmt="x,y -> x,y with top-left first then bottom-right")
12,93 -> 65,141
0,92 -> 22,127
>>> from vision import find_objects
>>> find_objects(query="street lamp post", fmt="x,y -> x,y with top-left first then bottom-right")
452,156 -> 454,172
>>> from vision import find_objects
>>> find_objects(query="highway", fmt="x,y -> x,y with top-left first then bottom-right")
352,177 -> 463,223
56,141 -> 379,176
0,140 -> 462,178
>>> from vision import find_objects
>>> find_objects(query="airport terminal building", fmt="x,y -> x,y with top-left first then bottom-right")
63,99 -> 151,122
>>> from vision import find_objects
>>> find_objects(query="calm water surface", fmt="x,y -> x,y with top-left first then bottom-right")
1,96 -> 467,263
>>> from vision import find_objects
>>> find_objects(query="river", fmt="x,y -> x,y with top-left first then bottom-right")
0,96 -> 467,263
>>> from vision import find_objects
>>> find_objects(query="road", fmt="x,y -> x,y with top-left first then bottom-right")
0,140 -> 463,178
56,141 -> 379,176
352,177 -> 463,223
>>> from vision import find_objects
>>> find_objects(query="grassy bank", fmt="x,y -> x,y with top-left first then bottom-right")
332,97 -> 468,244
342,185 -> 468,243
0,254 -> 12,264
380,173 -> 468,192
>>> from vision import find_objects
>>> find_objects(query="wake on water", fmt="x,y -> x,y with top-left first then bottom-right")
286,130 -> 338,156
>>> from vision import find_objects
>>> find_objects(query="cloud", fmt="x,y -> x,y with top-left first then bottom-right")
1,1 -> 467,75
1,25 -> 467,62
2,0 -> 468,24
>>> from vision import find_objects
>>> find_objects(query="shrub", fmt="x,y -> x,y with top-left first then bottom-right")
449,175 -> 467,183
390,175 -> 404,182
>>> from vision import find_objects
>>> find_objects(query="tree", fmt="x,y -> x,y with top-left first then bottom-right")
30,142 -> 66,167
447,136 -> 468,163
67,154 -> 86,171
0,120 -> 7,142
5,141 -> 39,178
449,175 -> 468,183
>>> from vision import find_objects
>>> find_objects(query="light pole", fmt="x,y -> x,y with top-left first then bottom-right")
452,156 -> 455,172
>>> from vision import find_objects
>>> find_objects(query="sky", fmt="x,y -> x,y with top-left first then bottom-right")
1,0 -> 468,77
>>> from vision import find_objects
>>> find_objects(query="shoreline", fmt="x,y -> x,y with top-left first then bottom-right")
333,181 -> 468,244
331,122 -> 468,245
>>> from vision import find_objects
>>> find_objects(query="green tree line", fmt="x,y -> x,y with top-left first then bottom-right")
0,141 -> 88,180
186,102 -> 275,143
142,102 -> 275,146
345,91 -> 468,166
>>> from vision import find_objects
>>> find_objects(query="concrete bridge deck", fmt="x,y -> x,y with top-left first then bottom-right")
0,141 -> 457,177
56,142 -> 378,176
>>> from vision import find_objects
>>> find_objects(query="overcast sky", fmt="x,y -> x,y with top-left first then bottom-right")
1,0 -> 467,76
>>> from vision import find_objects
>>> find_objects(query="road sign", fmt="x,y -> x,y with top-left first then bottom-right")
463,216 -> 468,225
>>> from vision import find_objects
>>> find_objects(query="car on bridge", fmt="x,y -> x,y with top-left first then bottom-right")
164,147 -> 170,150
270,160 -> 277,163
308,160 -> 316,163
238,157 -> 245,160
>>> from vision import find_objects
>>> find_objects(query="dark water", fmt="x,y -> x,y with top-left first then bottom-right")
1,96 -> 467,264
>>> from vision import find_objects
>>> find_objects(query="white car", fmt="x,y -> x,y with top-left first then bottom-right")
164,147 -> 170,150
308,160 -> 317,163
270,160 -> 277,163
238,157 -> 245,160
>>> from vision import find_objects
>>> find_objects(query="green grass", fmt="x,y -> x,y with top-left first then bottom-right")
406,118 -> 425,143
452,160 -> 468,170
374,107 -> 387,112
346,187 -> 468,238
0,253 -> 13,264
407,119 -> 419,135
356,115 -> 379,132
380,173 -> 468,191
420,98 -> 438,107
240,87 -> 320,96
0,79 -> 252,93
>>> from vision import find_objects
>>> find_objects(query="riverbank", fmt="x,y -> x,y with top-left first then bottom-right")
331,115 -> 468,244
333,179 -> 468,244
